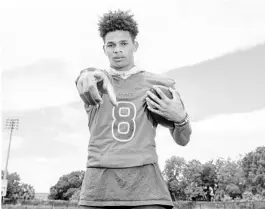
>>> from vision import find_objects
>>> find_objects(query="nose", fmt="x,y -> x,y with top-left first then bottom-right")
113,45 -> 122,54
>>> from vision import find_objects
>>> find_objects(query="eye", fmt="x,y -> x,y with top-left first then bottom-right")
107,44 -> 114,48
121,43 -> 128,46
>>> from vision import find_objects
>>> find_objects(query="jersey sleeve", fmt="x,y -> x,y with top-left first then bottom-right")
143,71 -> 176,88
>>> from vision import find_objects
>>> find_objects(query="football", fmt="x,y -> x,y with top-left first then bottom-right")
145,85 -> 175,128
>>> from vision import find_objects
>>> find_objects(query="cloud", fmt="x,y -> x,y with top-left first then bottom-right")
53,131 -> 90,151
59,105 -> 88,131
2,135 -> 25,152
2,0 -> 265,112
34,157 -> 50,163
2,59 -> 80,111
194,109 -> 265,134
7,157 -> 60,192
2,0 -> 265,72
156,109 -> 265,170
7,155 -> 88,193
2,135 -> 25,170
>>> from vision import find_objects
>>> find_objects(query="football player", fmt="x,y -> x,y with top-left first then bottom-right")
76,10 -> 192,209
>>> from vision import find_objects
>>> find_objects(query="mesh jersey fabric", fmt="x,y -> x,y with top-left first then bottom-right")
84,71 -> 176,168
78,163 -> 173,208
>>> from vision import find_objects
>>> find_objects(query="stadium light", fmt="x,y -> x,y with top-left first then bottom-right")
2,118 -> 20,198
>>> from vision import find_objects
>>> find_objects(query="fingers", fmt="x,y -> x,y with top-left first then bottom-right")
146,86 -> 170,106
76,69 -> 118,107
169,87 -> 180,100
94,71 -> 117,107
104,81 -> 118,107
76,71 -> 103,106
80,85 -> 101,105
93,72 -> 105,82
169,87 -> 185,108
146,90 -> 161,105
153,86 -> 167,101
146,105 -> 163,116
169,87 -> 175,98
81,93 -> 96,105
83,73 -> 102,105
88,84 -> 103,104
79,94 -> 90,105
77,78 -> 91,104
146,97 -> 160,110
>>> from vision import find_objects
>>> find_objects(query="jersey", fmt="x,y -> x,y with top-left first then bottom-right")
84,70 -> 175,168
78,163 -> 173,208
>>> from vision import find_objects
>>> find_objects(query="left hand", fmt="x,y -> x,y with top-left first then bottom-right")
146,86 -> 187,122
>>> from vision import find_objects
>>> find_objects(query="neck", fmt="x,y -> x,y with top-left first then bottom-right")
110,63 -> 135,71
109,65 -> 141,79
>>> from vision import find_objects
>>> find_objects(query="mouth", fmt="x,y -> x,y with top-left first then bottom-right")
113,57 -> 125,61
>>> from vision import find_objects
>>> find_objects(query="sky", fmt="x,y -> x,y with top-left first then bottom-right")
1,0 -> 265,193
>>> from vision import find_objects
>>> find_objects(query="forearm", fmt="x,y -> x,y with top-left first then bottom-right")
169,121 -> 192,146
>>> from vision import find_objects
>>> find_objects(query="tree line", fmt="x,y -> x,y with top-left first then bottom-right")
48,146 -> 265,202
2,146 -> 264,203
163,146 -> 265,201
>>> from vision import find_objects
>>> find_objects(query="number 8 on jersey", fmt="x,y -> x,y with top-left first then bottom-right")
112,102 -> 136,142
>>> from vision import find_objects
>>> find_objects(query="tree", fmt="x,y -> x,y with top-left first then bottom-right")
215,158 -> 245,200
19,183 -> 35,200
70,188 -> 81,201
241,146 -> 265,196
162,156 -> 187,200
1,171 -> 35,202
200,161 -> 218,201
5,172 -> 21,201
201,161 -> 217,187
162,147 -> 265,202
48,170 -> 85,200
182,160 -> 205,201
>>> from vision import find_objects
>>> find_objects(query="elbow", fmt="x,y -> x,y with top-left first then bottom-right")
177,133 -> 191,146
178,138 -> 190,146
175,123 -> 192,146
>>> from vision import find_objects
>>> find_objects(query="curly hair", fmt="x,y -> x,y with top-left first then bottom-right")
98,10 -> 139,42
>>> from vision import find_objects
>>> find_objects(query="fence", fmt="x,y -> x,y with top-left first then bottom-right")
1,200 -> 79,209
173,201 -> 265,209
1,204 -> 79,209
2,201 -> 265,209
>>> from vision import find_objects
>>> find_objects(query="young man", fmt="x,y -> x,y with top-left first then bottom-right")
75,10 -> 192,209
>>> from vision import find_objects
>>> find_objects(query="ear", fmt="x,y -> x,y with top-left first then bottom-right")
134,41 -> 139,52
103,45 -> 107,55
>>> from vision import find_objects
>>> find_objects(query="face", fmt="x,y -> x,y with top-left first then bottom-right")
103,30 -> 138,71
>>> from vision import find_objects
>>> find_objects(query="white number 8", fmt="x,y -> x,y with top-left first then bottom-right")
112,101 -> 136,142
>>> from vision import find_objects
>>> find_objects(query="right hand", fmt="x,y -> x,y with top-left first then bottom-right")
76,68 -> 117,107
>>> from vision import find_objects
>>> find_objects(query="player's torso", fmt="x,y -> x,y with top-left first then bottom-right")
86,71 -> 174,168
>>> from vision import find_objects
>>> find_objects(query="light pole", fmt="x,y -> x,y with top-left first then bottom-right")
2,118 -> 19,198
